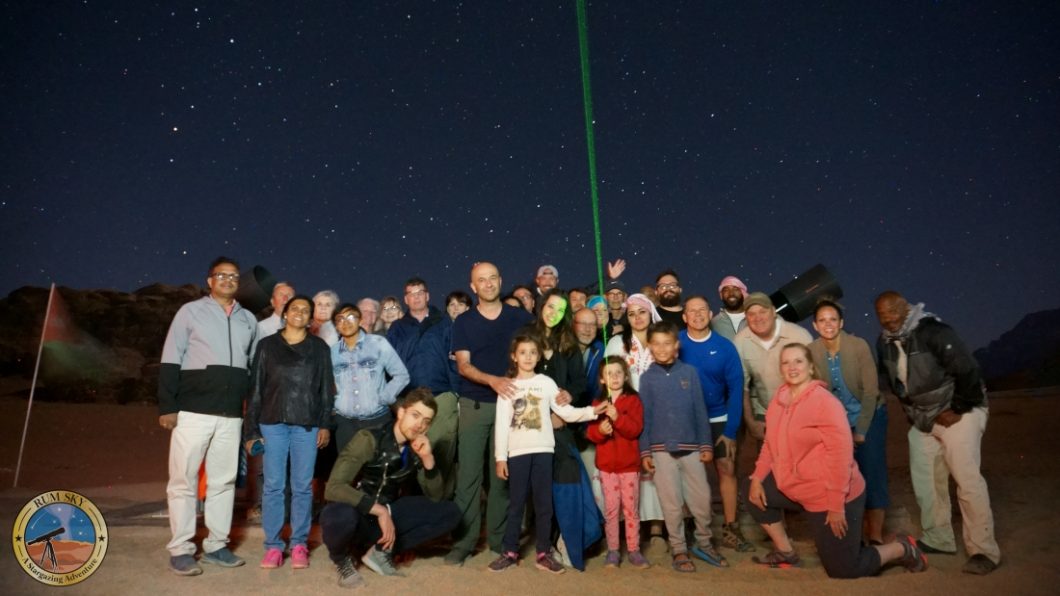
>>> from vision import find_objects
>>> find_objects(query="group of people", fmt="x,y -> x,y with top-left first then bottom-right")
157,256 -> 1002,588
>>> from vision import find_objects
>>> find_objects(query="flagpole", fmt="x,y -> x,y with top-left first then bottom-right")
14,283 -> 55,488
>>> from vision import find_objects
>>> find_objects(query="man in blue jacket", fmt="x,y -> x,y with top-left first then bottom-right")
386,277 -> 460,498
159,256 -> 258,576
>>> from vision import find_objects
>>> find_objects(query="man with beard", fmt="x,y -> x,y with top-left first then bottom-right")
445,262 -> 534,565
573,307 -> 605,404
875,291 -> 1000,575
654,270 -> 685,326
710,276 -> 749,341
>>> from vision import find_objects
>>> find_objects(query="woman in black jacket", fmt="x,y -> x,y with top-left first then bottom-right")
244,295 -> 333,570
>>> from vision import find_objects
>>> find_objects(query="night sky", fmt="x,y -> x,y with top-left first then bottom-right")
2,2 -> 1057,349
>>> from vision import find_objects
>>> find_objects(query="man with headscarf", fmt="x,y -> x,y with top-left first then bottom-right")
710,276 -> 749,341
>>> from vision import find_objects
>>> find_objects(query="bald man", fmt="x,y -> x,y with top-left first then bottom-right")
445,262 -> 533,565
875,291 -> 999,575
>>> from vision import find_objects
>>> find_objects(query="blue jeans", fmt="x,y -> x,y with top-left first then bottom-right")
261,423 -> 318,550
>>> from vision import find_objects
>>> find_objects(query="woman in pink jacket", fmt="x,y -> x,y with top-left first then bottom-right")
746,343 -> 927,578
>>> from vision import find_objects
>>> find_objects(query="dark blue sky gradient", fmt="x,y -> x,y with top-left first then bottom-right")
2,2 -> 1057,348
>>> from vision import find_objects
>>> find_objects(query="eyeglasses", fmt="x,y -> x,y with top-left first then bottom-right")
656,283 -> 680,290
211,272 -> 240,282
382,306 -> 400,312
336,313 -> 360,324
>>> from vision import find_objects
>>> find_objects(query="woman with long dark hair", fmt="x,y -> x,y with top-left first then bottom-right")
244,295 -> 334,570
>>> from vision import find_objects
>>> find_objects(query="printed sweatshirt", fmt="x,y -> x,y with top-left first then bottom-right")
494,374 -> 597,461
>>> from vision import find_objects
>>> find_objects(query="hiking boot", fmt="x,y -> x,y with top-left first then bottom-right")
963,554 -> 998,575
488,552 -> 519,572
336,557 -> 366,589
201,547 -> 245,568
169,554 -> 202,576
535,552 -> 566,574
362,545 -> 403,577
627,550 -> 651,569
691,542 -> 729,568
721,522 -> 755,552
752,549 -> 801,568
604,550 -> 621,568
897,534 -> 928,573
260,548 -> 283,569
290,544 -> 310,569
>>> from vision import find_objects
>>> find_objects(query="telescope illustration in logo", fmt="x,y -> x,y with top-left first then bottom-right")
27,526 -> 66,570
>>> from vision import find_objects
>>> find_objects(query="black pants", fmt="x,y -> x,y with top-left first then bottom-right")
745,474 -> 882,579
502,452 -> 553,555
320,496 -> 460,564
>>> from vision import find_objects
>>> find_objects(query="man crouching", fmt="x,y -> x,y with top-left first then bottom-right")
321,388 -> 460,588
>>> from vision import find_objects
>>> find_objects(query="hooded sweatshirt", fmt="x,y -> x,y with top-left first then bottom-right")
751,380 -> 865,513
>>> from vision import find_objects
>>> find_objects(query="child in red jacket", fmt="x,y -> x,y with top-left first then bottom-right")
587,356 -> 648,569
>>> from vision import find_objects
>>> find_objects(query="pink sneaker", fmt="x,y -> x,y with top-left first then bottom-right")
291,545 -> 310,569
260,548 -> 283,569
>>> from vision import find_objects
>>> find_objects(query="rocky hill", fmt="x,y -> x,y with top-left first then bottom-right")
0,284 -> 205,402
974,308 -> 1060,391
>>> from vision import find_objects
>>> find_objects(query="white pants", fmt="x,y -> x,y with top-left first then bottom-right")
908,406 -> 1001,563
165,411 -> 242,556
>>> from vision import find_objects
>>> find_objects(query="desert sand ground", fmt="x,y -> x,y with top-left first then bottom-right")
1,387 -> 1058,595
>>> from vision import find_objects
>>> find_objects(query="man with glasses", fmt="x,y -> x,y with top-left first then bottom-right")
386,278 -> 461,498
655,269 -> 685,326
331,303 -> 410,452
159,257 -> 259,576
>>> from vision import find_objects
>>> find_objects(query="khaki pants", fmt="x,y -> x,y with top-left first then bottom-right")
908,406 -> 1001,563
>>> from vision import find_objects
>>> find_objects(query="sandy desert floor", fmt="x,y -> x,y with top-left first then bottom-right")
1,386 -> 1058,595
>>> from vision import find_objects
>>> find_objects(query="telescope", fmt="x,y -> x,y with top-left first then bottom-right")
27,526 -> 65,545
234,265 -> 277,314
769,264 -> 842,323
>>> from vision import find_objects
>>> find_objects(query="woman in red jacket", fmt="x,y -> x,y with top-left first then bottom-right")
747,344 -> 926,578
587,356 -> 649,569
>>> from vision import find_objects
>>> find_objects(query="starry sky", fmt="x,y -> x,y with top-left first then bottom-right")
2,2 -> 1057,349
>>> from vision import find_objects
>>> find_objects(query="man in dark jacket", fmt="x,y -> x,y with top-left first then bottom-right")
875,291 -> 1000,575
321,389 -> 460,588
159,256 -> 258,575
386,277 -> 460,498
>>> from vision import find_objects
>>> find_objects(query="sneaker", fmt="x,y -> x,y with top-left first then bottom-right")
290,544 -> 310,569
488,552 -> 519,572
536,552 -> 566,574
260,548 -> 283,569
627,550 -> 651,569
336,557 -> 366,589
691,542 -> 729,568
361,545 -> 403,577
443,549 -> 469,567
897,534 -> 928,573
169,554 -> 202,576
721,522 -> 755,552
201,547 -> 245,568
752,549 -> 801,568
604,550 -> 621,568
962,554 -> 998,575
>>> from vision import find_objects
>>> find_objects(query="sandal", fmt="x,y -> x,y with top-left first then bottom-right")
671,552 -> 696,573
752,549 -> 801,568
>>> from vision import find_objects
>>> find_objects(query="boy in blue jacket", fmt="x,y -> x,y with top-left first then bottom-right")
639,321 -> 728,573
